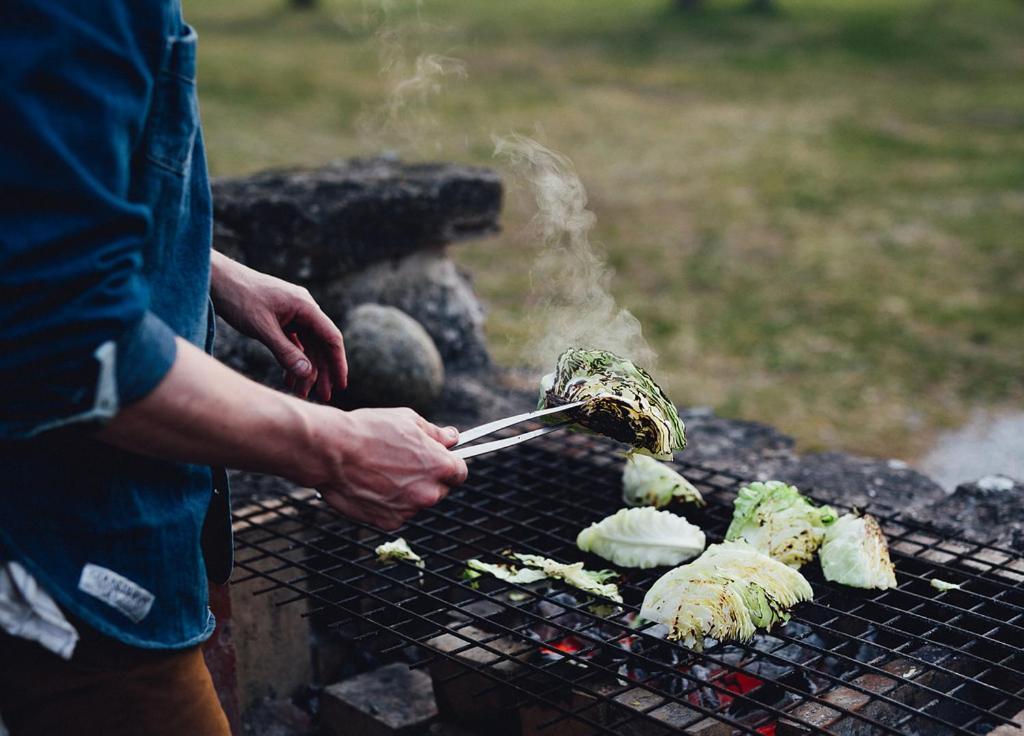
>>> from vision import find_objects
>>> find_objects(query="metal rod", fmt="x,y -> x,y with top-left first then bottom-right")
236,497 -> 1004,735
231,437 -> 1024,734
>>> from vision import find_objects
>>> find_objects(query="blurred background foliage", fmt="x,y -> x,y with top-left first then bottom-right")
190,0 -> 1024,461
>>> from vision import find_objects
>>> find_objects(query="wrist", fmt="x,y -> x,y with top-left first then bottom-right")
283,401 -> 351,488
209,251 -> 250,309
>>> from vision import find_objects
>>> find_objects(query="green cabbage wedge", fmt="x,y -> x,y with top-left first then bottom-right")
622,454 -> 704,508
576,507 -> 706,569
640,541 -> 813,650
725,481 -> 836,568
539,348 -> 685,460
818,514 -> 897,590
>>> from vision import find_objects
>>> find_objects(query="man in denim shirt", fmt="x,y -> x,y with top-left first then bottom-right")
0,3 -> 467,734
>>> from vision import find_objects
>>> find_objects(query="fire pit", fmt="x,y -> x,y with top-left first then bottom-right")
231,430 -> 1024,735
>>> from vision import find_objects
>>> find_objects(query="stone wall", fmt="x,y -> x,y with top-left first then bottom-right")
213,155 -> 505,417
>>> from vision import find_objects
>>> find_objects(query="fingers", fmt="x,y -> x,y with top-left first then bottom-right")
288,333 -> 317,398
310,345 -> 333,403
263,321 -> 316,397
416,416 -> 460,448
292,304 -> 348,395
440,455 -> 469,486
410,415 -> 467,485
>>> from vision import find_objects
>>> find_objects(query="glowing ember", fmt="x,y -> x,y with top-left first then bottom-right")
538,634 -> 588,661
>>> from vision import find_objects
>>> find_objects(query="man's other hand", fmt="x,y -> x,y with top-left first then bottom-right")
308,408 -> 469,531
210,252 -> 347,401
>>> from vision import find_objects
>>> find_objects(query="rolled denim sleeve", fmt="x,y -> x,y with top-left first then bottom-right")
0,2 -> 177,438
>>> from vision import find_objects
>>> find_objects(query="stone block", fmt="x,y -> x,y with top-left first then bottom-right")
778,658 -> 941,736
321,663 -> 438,736
322,251 -> 490,370
426,626 -> 527,735
339,303 -> 445,413
212,157 -> 502,284
230,495 -> 316,714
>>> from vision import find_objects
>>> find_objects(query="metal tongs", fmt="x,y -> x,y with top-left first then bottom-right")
452,400 -> 586,459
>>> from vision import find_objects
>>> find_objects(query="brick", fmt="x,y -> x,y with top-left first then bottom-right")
778,658 -> 941,736
599,684 -> 730,736
321,663 -> 438,736
519,690 -> 600,736
426,626 -> 528,735
230,494 -> 317,714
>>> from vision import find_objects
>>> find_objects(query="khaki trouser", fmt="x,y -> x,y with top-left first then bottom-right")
0,629 -> 230,736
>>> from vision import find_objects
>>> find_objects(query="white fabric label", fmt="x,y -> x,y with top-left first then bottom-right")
78,564 -> 154,623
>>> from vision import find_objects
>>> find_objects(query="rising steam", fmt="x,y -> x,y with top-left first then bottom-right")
493,133 -> 655,371
356,3 -> 466,152
386,52 -> 466,121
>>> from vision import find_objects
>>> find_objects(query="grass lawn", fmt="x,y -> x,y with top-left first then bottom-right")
189,0 -> 1024,461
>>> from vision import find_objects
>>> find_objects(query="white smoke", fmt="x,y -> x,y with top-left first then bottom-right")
386,52 -> 466,122
355,3 -> 466,153
493,133 -> 656,372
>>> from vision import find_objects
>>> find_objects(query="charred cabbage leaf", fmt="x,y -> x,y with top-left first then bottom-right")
538,348 -> 685,460
640,541 -> 812,650
725,481 -> 836,568
622,454 -> 704,508
463,553 -> 622,603
375,538 -> 424,568
463,559 -> 547,585
512,553 -> 623,603
576,507 -> 705,569
819,514 -> 897,590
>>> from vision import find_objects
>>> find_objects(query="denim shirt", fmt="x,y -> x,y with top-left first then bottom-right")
0,1 -> 222,648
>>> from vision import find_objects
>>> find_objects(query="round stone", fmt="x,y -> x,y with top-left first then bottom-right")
340,304 -> 445,413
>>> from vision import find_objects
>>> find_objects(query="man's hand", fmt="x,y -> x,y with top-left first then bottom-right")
210,251 -> 347,401
98,339 -> 469,532
308,407 -> 468,530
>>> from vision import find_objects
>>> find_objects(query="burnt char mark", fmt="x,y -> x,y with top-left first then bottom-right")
544,391 -> 569,407
577,412 -> 640,447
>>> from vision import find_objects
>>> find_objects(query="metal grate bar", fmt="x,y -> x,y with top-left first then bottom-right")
233,520 -> 774,736
274,491 -> 1013,731
388,494 -> 1018,728
234,503 -> 835,734
237,492 -> 1016,735
391,472 -> 1024,702
232,432 -> 1024,735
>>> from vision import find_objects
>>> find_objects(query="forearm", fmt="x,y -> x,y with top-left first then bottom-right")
208,249 -> 247,312
96,337 -> 336,484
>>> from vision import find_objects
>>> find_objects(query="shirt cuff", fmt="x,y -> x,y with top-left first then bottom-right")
114,310 -> 178,408
0,311 -> 177,439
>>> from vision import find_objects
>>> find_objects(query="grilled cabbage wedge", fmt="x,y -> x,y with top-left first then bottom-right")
818,514 -> 897,590
725,481 -> 836,568
622,454 -> 704,508
640,541 -> 812,650
576,507 -> 706,569
539,348 -> 685,459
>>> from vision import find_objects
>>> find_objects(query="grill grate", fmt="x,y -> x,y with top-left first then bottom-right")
231,431 -> 1024,735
